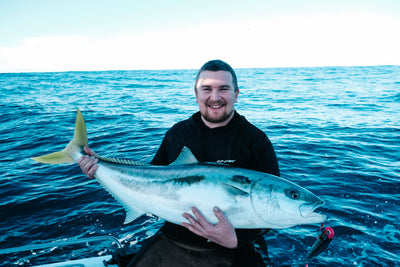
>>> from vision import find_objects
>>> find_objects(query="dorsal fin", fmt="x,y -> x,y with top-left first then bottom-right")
170,146 -> 198,165
96,155 -> 150,166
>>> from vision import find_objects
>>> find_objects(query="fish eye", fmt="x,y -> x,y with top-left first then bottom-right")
290,190 -> 300,200
285,189 -> 301,200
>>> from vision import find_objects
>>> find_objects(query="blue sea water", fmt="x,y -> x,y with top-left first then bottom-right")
0,66 -> 399,266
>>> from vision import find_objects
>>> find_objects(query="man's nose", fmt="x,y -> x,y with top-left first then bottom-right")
210,89 -> 221,100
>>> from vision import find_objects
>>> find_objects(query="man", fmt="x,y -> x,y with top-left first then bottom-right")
78,60 -> 280,266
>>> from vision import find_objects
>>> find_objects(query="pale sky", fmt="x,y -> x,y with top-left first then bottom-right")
1,0 -> 399,72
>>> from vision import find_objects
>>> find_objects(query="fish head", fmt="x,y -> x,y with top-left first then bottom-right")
250,177 -> 326,228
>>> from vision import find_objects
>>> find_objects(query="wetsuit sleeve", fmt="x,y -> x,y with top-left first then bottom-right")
151,126 -> 186,165
235,229 -> 268,249
250,136 -> 280,176
151,137 -> 170,165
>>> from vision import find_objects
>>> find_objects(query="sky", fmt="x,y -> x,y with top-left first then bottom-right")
0,0 -> 399,72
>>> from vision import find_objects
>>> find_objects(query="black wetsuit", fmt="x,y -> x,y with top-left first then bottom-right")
127,111 -> 280,267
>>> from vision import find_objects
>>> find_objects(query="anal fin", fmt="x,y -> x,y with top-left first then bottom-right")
124,206 -> 145,224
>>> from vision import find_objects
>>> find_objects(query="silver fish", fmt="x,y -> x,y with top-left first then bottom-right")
32,109 -> 325,229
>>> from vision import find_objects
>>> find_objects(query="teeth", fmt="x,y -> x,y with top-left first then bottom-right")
210,105 -> 222,108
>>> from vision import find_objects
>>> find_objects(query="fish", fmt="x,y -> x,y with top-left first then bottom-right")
32,109 -> 326,229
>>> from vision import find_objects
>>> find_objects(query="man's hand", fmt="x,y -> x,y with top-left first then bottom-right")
77,146 -> 98,179
182,206 -> 238,249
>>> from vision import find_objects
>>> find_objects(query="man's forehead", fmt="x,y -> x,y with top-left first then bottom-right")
197,71 -> 234,86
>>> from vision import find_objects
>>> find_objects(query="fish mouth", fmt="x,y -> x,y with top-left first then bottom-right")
299,200 -> 325,220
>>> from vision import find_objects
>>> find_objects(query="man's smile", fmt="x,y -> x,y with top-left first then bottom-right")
207,100 -> 225,110
209,104 -> 224,109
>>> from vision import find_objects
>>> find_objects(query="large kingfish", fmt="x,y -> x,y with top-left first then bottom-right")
32,109 -> 325,229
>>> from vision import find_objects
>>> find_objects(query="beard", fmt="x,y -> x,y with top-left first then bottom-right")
200,100 -> 235,124
201,110 -> 234,124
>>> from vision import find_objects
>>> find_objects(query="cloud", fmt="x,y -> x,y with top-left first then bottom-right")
1,13 -> 399,72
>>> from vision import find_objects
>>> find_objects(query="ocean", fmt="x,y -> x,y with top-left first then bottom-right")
0,66 -> 399,266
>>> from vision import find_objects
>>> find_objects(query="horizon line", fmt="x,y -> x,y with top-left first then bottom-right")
1,63 -> 399,75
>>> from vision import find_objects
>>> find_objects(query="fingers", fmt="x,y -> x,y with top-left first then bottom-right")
181,206 -> 218,237
86,158 -> 98,178
182,207 -> 215,228
77,146 -> 98,179
84,146 -> 96,156
77,155 -> 98,178
191,207 -> 211,227
182,207 -> 210,237
182,212 -> 204,236
181,206 -> 238,248
213,206 -> 228,224
184,206 -> 226,226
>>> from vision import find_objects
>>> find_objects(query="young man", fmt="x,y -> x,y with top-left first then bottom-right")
78,60 -> 280,266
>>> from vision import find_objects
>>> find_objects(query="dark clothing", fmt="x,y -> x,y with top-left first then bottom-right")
129,111 -> 280,266
151,111 -> 280,176
127,232 -> 265,267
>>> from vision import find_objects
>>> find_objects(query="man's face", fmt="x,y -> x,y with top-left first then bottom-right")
195,70 -> 239,128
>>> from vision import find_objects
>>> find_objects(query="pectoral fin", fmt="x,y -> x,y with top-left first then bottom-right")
222,183 -> 249,197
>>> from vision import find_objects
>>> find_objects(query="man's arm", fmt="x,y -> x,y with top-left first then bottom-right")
250,136 -> 280,176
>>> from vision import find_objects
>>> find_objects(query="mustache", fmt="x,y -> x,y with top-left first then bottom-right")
206,100 -> 225,105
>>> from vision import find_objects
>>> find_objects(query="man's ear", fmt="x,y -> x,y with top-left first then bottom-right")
235,89 -> 239,103
194,88 -> 199,103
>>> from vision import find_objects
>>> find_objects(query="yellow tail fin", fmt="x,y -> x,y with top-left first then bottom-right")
32,109 -> 88,164
32,150 -> 74,164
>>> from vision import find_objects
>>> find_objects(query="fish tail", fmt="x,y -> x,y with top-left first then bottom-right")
31,109 -> 88,164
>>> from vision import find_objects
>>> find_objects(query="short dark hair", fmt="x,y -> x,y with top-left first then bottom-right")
195,60 -> 239,92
